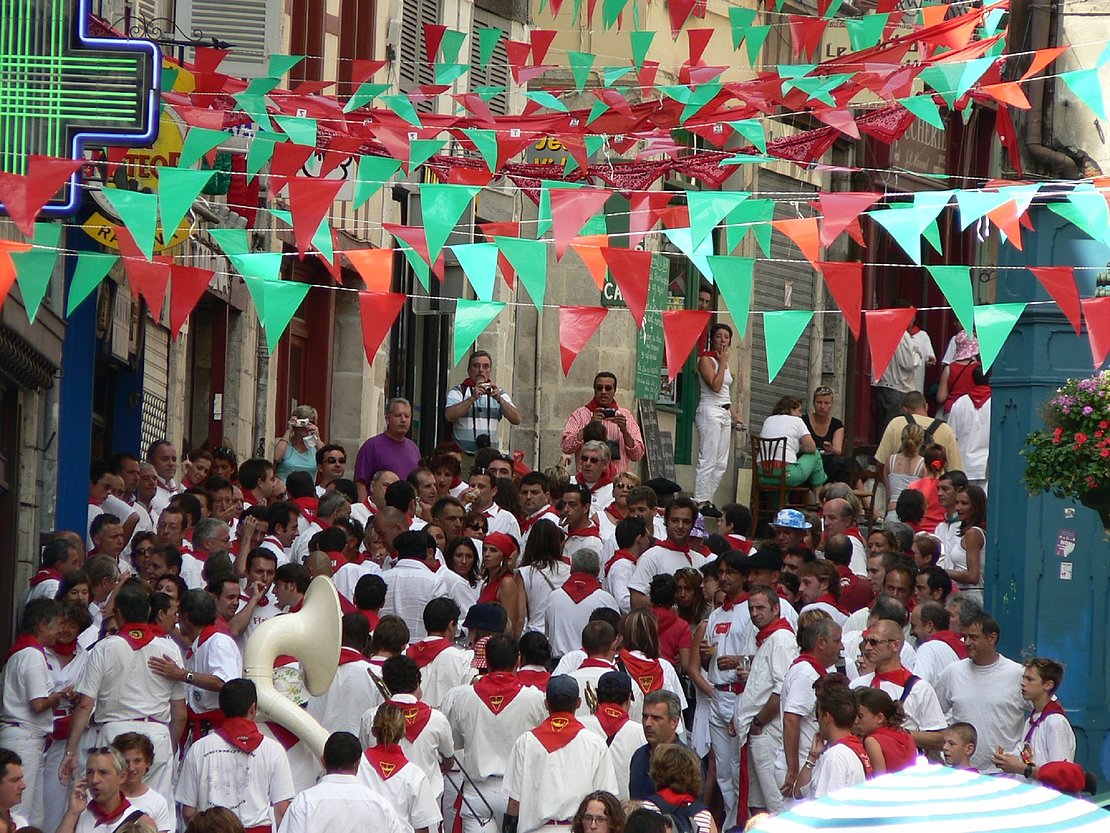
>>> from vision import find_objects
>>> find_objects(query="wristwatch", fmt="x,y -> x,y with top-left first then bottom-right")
185,672 -> 196,684
1024,763 -> 1034,779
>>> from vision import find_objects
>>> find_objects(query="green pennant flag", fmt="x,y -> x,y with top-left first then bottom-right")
982,8 -> 1005,36
266,54 -> 305,77
475,85 -> 507,102
66,252 -> 118,316
398,242 -> 430,291
179,128 -> 226,169
687,190 -> 749,249
243,76 -> 281,97
273,116 -> 317,146
729,7 -> 758,50
585,134 -> 607,158
272,208 -> 334,263
354,155 -> 402,210
453,299 -> 505,365
234,93 -> 272,130
680,82 -> 722,124
478,27 -> 503,68
919,64 -> 964,108
440,29 -> 467,63
729,119 -> 767,153
846,13 -> 887,51
822,0 -> 844,17
228,251 -> 285,282
1060,68 -> 1108,120
662,226 -> 714,281
707,255 -> 755,339
631,31 -> 655,70
408,139 -> 447,172
379,94 -> 423,126
1047,185 -> 1110,245
957,56 -> 995,100
246,277 -> 312,352
927,265 -> 975,335
462,128 -> 499,172
524,91 -> 569,112
922,219 -> 943,254
602,0 -> 629,29
725,199 -> 774,256
762,310 -> 813,382
103,190 -> 159,261
495,237 -> 547,312
435,63 -> 469,85
745,25 -> 771,64
452,242 -> 500,301
209,227 -> 252,260
585,99 -> 610,126
604,65 -> 635,87
569,51 -> 596,92
954,189 -> 1012,231
720,153 -> 776,166
159,168 -> 214,241
343,82 -> 389,113
867,208 -> 931,265
421,184 -> 481,262
973,303 -> 1026,371
900,94 -> 945,129
11,223 -> 61,323
246,133 -> 280,183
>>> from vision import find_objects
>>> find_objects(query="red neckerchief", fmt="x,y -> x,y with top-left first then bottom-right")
578,465 -> 615,491
339,594 -> 359,615
595,703 -> 630,740
217,717 -> 264,753
406,637 -> 453,668
604,502 -> 626,521
831,734 -> 873,777
473,671 -> 524,714
755,617 -> 794,647
364,744 -> 408,780
813,594 -> 849,615
197,620 -> 232,646
265,720 -> 300,749
605,550 -> 637,575
928,630 -> 969,659
1025,698 -> 1067,744
720,592 -> 748,613
479,571 -> 509,604
844,527 -> 865,543
52,639 -> 79,658
339,647 -> 366,666
872,665 -> 914,688
240,592 -> 271,608
520,506 -> 556,534
360,610 -> 380,632
387,699 -> 433,742
516,667 -> 551,689
4,634 -> 46,663
241,488 -> 259,506
566,525 -> 601,539
29,567 -> 63,587
562,572 -> 602,603
581,657 -> 616,670
585,398 -> 621,413
287,598 -> 304,614
657,539 -> 695,563
967,383 -> 992,409
655,787 -> 697,807
725,533 -> 754,554
532,712 -> 585,752
274,655 -> 298,669
792,653 -> 828,677
117,623 -> 161,651
86,794 -> 131,827
326,550 -> 349,571
619,649 -> 664,695
192,547 -> 211,563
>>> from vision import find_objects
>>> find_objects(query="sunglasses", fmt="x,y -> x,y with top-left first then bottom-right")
581,456 -> 603,464
325,457 -> 346,464
594,385 -> 615,391
862,637 -> 894,647
133,546 -> 154,556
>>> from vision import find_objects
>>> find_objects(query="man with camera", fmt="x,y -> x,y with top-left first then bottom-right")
561,372 -> 645,475
445,350 -> 521,454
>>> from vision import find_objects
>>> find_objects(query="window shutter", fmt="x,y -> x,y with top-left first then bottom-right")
176,0 -> 282,78
398,0 -> 440,112
469,8 -> 511,115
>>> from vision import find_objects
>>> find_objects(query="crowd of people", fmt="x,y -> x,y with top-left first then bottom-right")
0,337 -> 1082,833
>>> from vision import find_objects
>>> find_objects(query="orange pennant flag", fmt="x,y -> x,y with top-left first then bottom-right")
345,249 -> 395,293
569,235 -> 610,290
772,217 -> 822,269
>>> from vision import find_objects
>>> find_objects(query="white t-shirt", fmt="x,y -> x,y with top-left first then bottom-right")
934,655 -> 1026,772
757,414 -> 812,464
544,586 -> 620,657
733,628 -> 798,744
850,672 -> 946,733
842,633 -> 916,682
912,638 -> 961,685
356,750 -> 442,829
76,633 -> 186,724
307,652 -> 383,736
780,661 -> 823,774
908,329 -> 936,393
361,693 -> 454,798
806,742 -> 867,798
580,714 -> 646,802
1018,705 -> 1076,768
407,639 -> 475,709
186,631 -> 243,714
381,559 -> 447,641
333,559 -> 382,602
0,645 -> 55,734
176,732 -> 295,826
519,562 -> 571,634
947,395 -> 990,481
627,544 -> 708,597
126,787 -> 173,832
441,677 -> 549,780
277,773 -> 408,833
73,802 -> 152,833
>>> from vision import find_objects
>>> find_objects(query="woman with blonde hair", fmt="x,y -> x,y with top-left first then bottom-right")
274,404 -> 324,479
603,471 -> 640,530
619,609 -> 687,724
885,423 -> 926,520
643,744 -> 718,833
357,705 -> 440,833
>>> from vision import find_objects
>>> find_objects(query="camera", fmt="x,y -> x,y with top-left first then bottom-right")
600,408 -> 617,418
293,418 -> 310,428
480,384 -> 494,395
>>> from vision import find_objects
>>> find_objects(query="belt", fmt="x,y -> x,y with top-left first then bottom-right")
245,827 -> 272,833
99,717 -> 167,727
545,822 -> 572,827
714,682 -> 744,693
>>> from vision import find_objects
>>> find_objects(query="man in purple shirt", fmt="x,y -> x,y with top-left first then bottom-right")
354,398 -> 422,503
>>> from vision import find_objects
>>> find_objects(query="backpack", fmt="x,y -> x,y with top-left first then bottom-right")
905,415 -> 943,446
649,796 -> 707,833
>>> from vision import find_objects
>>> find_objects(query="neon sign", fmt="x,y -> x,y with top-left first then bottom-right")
0,0 -> 160,215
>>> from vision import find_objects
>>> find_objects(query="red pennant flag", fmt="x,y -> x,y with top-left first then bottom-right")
171,104 -> 228,131
687,29 -> 714,65
290,80 -> 335,96
569,235 -> 609,290
550,189 -> 613,261
351,59 -> 388,84
812,109 -> 860,139
789,16 -> 828,61
505,40 -> 532,80
923,11 -> 979,51
359,291 -> 407,365
818,192 -> 882,248
818,262 -> 864,339
345,249 -> 394,293
662,310 -> 713,380
865,307 -> 917,380
480,222 -> 519,289
0,241 -> 32,307
638,61 -> 660,93
0,157 -> 83,237
981,82 -> 1031,110
1030,266 -> 1082,336
116,228 -> 172,317
287,178 -> 343,258
772,217 -> 822,269
169,265 -> 215,340
667,0 -> 698,38
601,248 -> 653,328
628,192 -> 673,250
530,30 -> 558,64
423,24 -> 447,64
269,143 -> 316,196
1083,297 -> 1110,367
559,306 -> 608,375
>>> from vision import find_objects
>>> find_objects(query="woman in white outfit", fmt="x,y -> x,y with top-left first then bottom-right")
694,324 -> 743,517
944,484 -> 986,605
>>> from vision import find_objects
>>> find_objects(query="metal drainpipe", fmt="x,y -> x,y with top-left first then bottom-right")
254,331 -> 269,458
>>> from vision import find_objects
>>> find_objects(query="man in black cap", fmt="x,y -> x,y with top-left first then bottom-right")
581,671 -> 645,802
504,676 -> 618,833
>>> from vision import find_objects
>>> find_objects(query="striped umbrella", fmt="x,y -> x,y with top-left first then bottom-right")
750,761 -> 1108,832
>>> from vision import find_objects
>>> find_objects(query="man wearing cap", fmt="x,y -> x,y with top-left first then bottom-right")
770,509 -> 811,551
561,372 -> 645,475
504,676 -> 618,833
580,671 -> 645,802
627,498 -> 707,610
442,635 -> 547,833
406,598 -> 474,709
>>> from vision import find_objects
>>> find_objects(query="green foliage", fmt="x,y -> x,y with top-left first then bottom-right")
1023,370 -> 1110,499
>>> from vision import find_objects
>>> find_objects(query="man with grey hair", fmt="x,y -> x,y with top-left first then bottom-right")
946,593 -> 984,634
574,439 -> 615,514
780,616 -> 842,799
181,517 -> 231,589
444,349 -> 522,453
820,497 -> 867,575
291,491 -> 351,564
544,548 -> 618,656
349,469 -> 399,529
629,689 -> 683,799
354,397 -> 420,502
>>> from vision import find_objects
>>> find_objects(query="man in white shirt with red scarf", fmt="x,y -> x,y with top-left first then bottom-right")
545,552 -> 618,657
820,498 -> 867,576
561,484 -> 602,564
404,598 -> 474,708
627,498 -> 708,609
781,617 -> 842,801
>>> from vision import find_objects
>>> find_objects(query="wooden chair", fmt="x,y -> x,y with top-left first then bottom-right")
749,434 -> 815,536
848,444 -> 881,529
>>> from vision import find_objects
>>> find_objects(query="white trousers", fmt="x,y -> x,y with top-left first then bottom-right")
694,406 -> 732,503
748,731 -> 786,813
461,774 -> 507,833
43,738 -> 71,833
0,725 -> 47,827
97,720 -> 174,812
708,693 -> 739,831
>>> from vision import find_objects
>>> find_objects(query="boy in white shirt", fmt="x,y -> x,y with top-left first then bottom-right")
991,657 -> 1076,779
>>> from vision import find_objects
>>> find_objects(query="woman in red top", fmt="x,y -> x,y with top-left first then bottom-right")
855,687 -> 917,775
905,444 -> 948,533
478,532 -> 524,637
